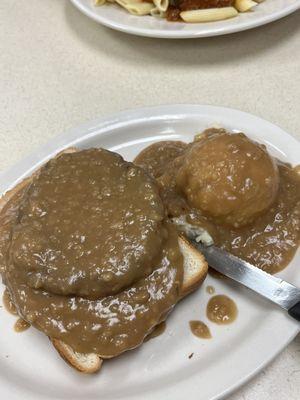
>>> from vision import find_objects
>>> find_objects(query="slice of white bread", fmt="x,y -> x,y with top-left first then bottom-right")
0,148 -> 208,374
52,339 -> 103,374
52,235 -> 207,373
179,235 -> 208,298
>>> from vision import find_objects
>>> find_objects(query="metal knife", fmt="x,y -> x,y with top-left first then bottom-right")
192,241 -> 300,322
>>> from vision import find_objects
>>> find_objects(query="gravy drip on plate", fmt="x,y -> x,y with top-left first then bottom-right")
135,130 -> 300,274
0,149 -> 183,357
206,295 -> 237,325
189,320 -> 212,339
206,285 -> 215,295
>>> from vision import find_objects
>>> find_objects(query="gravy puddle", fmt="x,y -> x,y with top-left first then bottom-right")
206,285 -> 215,295
207,295 -> 237,325
189,320 -> 212,339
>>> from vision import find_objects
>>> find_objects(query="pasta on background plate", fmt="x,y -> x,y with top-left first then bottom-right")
94,0 -> 264,22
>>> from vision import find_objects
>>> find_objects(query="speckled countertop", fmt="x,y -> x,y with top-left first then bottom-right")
0,1 -> 300,398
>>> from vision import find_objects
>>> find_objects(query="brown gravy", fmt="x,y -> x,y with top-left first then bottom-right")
207,295 -> 237,324
2,289 -> 18,316
135,131 -> 300,274
144,321 -> 166,341
206,285 -> 215,295
189,320 -> 212,339
12,149 -> 167,299
213,163 -> 299,273
14,318 -> 30,332
134,141 -> 187,178
0,149 -> 184,357
2,289 -> 31,332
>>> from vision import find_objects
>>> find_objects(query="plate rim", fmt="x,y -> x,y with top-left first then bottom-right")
69,0 -> 300,38
1,103 -> 300,193
0,104 -> 299,400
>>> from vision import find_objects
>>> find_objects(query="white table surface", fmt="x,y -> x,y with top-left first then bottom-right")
0,1 -> 300,399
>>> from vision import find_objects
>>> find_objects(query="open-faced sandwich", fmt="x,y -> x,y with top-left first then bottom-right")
1,127 -> 299,374
0,147 -> 207,373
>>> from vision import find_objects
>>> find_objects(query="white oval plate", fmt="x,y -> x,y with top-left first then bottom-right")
0,105 -> 299,400
70,0 -> 300,38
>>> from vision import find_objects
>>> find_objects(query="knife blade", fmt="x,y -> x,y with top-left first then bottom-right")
192,241 -> 300,322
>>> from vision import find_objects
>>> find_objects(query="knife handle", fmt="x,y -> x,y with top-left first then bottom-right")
288,301 -> 300,322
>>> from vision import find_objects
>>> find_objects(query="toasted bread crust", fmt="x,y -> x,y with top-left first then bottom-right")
179,235 -> 208,297
0,176 -> 32,213
52,339 -> 102,374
